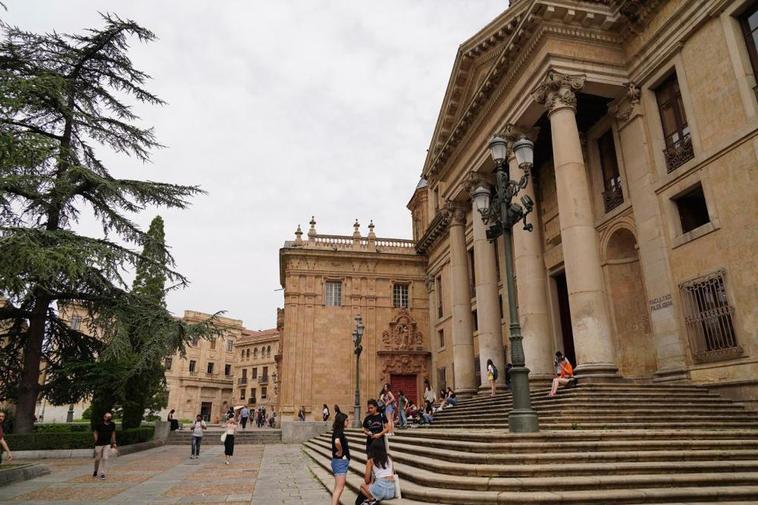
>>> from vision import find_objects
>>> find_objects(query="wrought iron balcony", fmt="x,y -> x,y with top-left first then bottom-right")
237,377 -> 248,385
259,375 -> 269,384
603,183 -> 624,213
663,133 -> 694,173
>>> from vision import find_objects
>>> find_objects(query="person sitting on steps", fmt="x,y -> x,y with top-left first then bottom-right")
549,351 -> 574,397
359,438 -> 397,504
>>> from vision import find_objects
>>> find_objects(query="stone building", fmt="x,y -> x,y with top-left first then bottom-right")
405,0 -> 758,407
277,219 -> 428,421
233,327 -> 280,413
163,310 -> 240,422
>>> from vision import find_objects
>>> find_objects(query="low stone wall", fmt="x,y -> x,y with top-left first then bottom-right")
153,420 -> 171,442
13,439 -> 164,460
281,421 -> 330,444
0,463 -> 50,486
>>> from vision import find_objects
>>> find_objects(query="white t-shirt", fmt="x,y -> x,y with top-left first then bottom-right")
225,423 -> 237,435
424,389 -> 435,403
192,420 -> 206,437
373,457 -> 394,479
487,364 -> 494,374
323,407 -> 329,417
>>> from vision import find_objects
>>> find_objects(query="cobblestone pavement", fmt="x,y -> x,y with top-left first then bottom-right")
0,444 -> 330,504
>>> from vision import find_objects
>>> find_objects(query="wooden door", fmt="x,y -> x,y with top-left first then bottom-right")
390,374 -> 418,406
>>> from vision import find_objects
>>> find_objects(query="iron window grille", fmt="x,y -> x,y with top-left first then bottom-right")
680,270 -> 741,363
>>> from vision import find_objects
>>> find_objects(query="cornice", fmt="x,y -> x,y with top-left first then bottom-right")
415,208 -> 452,255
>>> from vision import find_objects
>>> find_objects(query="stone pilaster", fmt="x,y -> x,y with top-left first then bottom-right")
534,71 -> 619,378
448,203 -> 477,396
469,177 -> 507,390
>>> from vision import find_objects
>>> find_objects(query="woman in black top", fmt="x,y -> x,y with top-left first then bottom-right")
330,411 -> 350,505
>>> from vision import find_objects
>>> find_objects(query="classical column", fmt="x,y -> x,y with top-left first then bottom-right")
469,179 -> 507,390
504,129 -> 555,380
534,71 -> 618,378
448,203 -> 477,396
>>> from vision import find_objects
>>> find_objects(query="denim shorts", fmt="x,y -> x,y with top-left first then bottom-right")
331,457 -> 349,476
369,478 -> 396,500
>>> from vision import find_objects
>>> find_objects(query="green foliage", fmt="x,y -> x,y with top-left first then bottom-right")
33,423 -> 89,433
81,406 -> 92,420
6,426 -> 154,450
0,14 -> 221,432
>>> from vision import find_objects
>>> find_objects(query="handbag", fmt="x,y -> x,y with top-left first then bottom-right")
393,474 -> 402,499
220,432 -> 227,443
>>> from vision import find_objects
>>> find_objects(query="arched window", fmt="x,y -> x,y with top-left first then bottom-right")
254,348 -> 258,359
267,345 -> 271,358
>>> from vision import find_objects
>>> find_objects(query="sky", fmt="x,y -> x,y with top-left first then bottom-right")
7,1 -> 506,330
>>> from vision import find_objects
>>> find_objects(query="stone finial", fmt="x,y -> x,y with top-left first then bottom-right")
308,216 -> 317,239
294,224 -> 303,245
533,70 -> 586,114
353,219 -> 361,239
367,220 -> 376,240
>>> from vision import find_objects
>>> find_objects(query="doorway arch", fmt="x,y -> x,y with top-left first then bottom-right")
603,227 -> 656,379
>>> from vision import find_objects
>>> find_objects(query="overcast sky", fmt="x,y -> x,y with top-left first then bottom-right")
8,1 -> 505,330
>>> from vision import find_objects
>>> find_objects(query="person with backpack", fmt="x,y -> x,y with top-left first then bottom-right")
486,358 -> 498,397
189,414 -> 206,459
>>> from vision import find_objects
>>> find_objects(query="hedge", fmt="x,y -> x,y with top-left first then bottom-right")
5,426 -> 154,451
33,423 -> 90,433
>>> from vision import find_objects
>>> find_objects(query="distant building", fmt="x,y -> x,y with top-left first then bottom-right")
233,328 -> 279,414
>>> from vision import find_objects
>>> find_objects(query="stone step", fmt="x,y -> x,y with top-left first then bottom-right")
303,443 -> 758,503
331,433 -> 758,464
431,421 -> 758,430
450,391 -> 728,408
434,399 -> 744,411
309,437 -> 758,480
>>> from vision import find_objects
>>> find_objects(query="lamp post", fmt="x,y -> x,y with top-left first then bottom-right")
472,134 -> 539,433
351,314 -> 365,428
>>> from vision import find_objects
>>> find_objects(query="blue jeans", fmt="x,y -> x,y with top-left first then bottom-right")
369,478 -> 396,500
331,457 -> 349,476
398,408 -> 407,427
191,436 -> 202,456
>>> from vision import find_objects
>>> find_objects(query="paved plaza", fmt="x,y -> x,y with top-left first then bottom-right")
0,444 -> 330,504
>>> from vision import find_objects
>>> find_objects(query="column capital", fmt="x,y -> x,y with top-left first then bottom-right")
445,200 -> 467,226
465,171 -> 491,196
501,123 -> 540,144
533,71 -> 586,115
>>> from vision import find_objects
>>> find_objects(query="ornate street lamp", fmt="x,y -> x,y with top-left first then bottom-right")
352,314 -> 365,428
472,134 -> 539,433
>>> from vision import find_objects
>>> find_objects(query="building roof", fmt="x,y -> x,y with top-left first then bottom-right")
237,328 -> 279,345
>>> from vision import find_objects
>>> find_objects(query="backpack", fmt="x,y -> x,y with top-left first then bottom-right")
492,365 -> 499,380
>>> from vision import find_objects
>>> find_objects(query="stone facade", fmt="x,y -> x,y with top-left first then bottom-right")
233,328 -> 280,414
277,219 -> 428,421
405,0 -> 758,408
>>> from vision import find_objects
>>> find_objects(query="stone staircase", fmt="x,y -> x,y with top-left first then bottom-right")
166,428 -> 281,445
302,383 -> 758,504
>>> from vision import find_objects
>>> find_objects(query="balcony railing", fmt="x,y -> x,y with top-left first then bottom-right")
259,375 -> 269,384
237,377 -> 248,385
663,133 -> 694,173
189,370 -> 198,376
603,183 -> 624,213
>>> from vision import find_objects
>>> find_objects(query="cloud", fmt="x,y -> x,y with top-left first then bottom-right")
6,0 -> 506,329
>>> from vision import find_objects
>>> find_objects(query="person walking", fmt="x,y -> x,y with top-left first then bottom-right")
550,351 -> 574,396
322,404 -> 330,423
397,391 -> 408,429
359,438 -> 397,504
486,359 -> 498,397
223,416 -> 237,465
240,405 -> 250,430
380,384 -> 397,435
298,406 -> 306,421
190,414 -> 206,459
362,399 -> 389,454
92,411 -> 117,479
0,412 -> 13,465
330,411 -> 350,505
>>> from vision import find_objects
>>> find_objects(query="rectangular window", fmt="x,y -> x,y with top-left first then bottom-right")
240,388 -> 246,400
472,310 -> 478,332
467,249 -> 476,296
262,366 -> 269,382
437,367 -> 447,392
209,339 -> 216,350
261,386 -> 268,399
739,1 -> 758,94
499,294 -> 504,319
325,281 -> 342,307
656,73 -> 694,172
164,357 -> 172,370
252,367 -> 258,379
673,183 -> 710,234
393,283 -> 409,308
206,362 -> 214,374
242,368 -> 248,379
189,360 -> 196,373
436,275 -> 443,318
191,336 -> 199,347
680,270 -> 740,363
251,388 -> 257,404
438,328 -> 445,349
225,364 -> 232,376
226,339 -> 234,352
598,130 -> 624,213
70,315 -> 82,331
